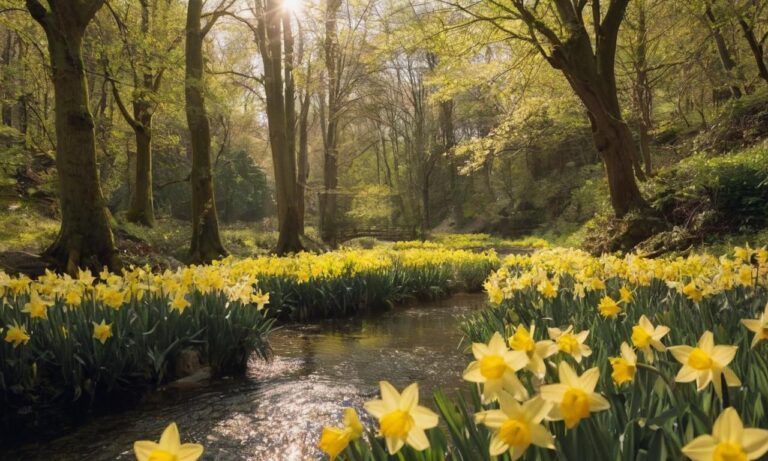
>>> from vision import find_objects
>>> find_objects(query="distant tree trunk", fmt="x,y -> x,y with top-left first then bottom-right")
297,86 -> 310,235
185,0 -> 227,263
634,1 -> 653,177
26,0 -> 119,273
705,4 -> 743,98
253,0 -> 303,254
737,15 -> 768,84
320,0 -> 342,246
1,31 -> 13,126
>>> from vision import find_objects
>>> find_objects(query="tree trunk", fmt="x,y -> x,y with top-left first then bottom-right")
320,0 -> 342,246
185,0 -> 227,263
297,90 -> 310,234
126,110 -> 155,226
27,0 -> 119,274
737,17 -> 768,84
705,5 -> 743,98
255,0 -> 303,255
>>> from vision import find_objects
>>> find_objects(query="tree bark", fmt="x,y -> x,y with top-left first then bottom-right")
27,0 -> 119,274
185,0 -> 227,263
737,16 -> 768,84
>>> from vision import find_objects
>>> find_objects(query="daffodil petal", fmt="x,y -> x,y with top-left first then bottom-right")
177,443 -> 204,461
133,441 -> 160,461
681,434 -> 717,461
406,428 -> 430,451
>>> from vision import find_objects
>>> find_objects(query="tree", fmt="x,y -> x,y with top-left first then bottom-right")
185,0 -> 228,263
462,0 -> 646,217
242,0 -> 303,255
105,0 -> 182,227
26,0 -> 119,272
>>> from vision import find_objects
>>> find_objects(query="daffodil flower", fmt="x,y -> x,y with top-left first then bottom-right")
741,303 -> 768,348
619,286 -> 634,303
92,320 -> 113,344
4,322 -> 30,347
251,290 -> 270,310
631,315 -> 669,364
318,408 -> 363,461
476,393 -> 555,460
540,361 -> 610,429
134,422 -> 203,461
682,282 -> 704,302
609,342 -> 637,385
537,279 -> 558,298
682,407 -> 768,461
508,324 -> 557,379
169,292 -> 191,313
463,332 -> 529,402
668,331 -> 741,400
22,291 -> 52,320
598,295 -> 621,318
363,381 -> 439,454
548,326 -> 592,363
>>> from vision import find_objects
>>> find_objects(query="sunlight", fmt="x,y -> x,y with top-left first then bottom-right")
282,0 -> 302,14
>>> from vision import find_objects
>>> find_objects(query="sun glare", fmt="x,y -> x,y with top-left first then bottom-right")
282,0 -> 302,14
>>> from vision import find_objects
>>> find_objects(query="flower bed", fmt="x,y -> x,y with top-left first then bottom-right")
0,248 -> 499,444
320,246 -> 768,460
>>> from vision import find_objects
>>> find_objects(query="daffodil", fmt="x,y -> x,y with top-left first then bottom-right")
668,331 -> 741,399
318,408 -> 363,460
169,292 -> 191,313
363,381 -> 439,454
22,291 -> 52,320
4,322 -> 30,347
598,295 -> 621,318
540,361 -> 610,429
251,290 -> 270,310
508,324 -> 557,379
537,279 -> 558,298
619,286 -> 634,303
548,326 -> 592,363
682,407 -> 768,461
609,342 -> 637,385
741,303 -> 768,348
475,393 -> 555,460
682,282 -> 704,302
463,332 -> 529,402
92,320 -> 113,344
630,315 -> 669,363
134,422 -> 203,461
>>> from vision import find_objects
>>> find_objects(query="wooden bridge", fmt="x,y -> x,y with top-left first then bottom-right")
336,225 -> 419,242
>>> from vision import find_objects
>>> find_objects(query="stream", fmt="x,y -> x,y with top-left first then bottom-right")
7,293 -> 485,460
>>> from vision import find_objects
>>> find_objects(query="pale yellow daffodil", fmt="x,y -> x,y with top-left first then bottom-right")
134,422 -> 203,461
463,332 -> 529,402
540,361 -> 610,429
682,407 -> 768,461
668,331 -> 741,400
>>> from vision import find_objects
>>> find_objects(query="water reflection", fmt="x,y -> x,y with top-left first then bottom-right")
6,293 -> 485,460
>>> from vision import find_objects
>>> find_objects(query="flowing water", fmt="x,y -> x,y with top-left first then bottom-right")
7,293 -> 485,461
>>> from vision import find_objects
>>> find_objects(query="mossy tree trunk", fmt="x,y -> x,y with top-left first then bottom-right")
26,0 -> 119,274
185,0 -> 227,263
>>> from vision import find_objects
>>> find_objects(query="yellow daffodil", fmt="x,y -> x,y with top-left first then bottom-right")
631,315 -> 669,364
63,286 -> 83,306
682,407 -> 768,461
609,342 -> 637,385
741,303 -> 768,348
363,381 -> 439,455
548,326 -> 592,363
169,293 -> 191,313
668,331 -> 741,399
619,286 -> 633,303
540,362 -> 610,429
537,279 -> 557,299
92,320 -> 113,344
251,290 -> 270,310
508,324 -> 557,379
22,291 -> 52,320
485,280 -> 504,305
134,422 -> 203,461
77,268 -> 95,286
4,322 -> 30,347
682,282 -> 704,302
475,393 -> 555,460
598,295 -> 621,318
318,408 -> 363,461
463,332 -> 529,402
